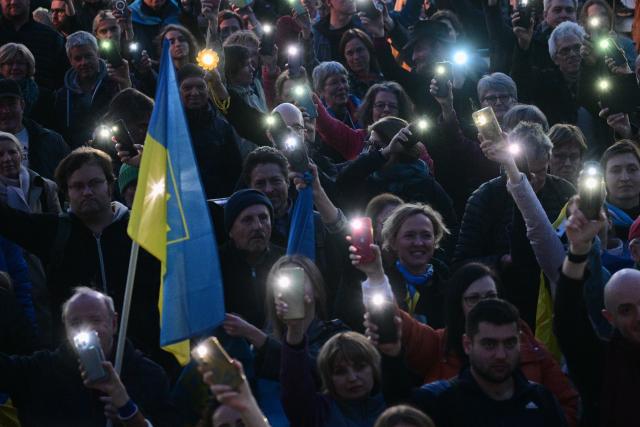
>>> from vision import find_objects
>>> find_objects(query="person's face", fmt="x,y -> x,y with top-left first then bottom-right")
0,96 -> 24,134
64,294 -> 117,356
228,204 -> 272,254
249,163 -> 288,217
602,283 -> 640,345
0,55 -> 28,81
96,18 -> 122,44
344,38 -> 370,75
122,184 -> 136,209
322,74 -> 349,110
50,0 -> 67,27
461,275 -> 498,317
233,58 -> 255,87
180,76 -> 208,110
0,138 -> 22,178
68,45 -> 100,81
219,18 -> 242,42
373,203 -> 399,244
0,0 -> 29,20
480,90 -> 515,123
605,153 -> 640,205
303,115 -> 316,143
526,154 -> 549,193
552,34 -> 582,76
391,213 -> 435,272
463,322 -> 520,384
66,164 -> 113,219
143,0 -> 165,10
213,405 -> 245,427
331,358 -> 374,400
586,4 -> 608,24
166,30 -> 189,61
329,0 -> 356,16
371,90 -> 399,123
412,39 -> 446,75
544,0 -> 577,28
550,143 -> 582,183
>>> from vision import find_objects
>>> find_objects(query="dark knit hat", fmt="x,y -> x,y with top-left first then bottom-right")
0,79 -> 22,99
224,189 -> 274,233
177,63 -> 204,85
118,163 -> 138,194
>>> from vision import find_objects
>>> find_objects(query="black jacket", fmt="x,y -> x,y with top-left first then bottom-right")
397,366 -> 568,427
23,118 -> 70,181
0,18 -> 68,90
219,242 -> 284,329
0,340 -> 179,427
0,202 -> 181,380
186,105 -> 243,199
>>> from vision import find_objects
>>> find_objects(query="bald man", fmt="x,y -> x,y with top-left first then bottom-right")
554,208 -> 640,427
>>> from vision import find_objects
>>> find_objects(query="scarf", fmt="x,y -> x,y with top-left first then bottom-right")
0,166 -> 31,212
606,202 -> 635,227
395,260 -> 433,316
228,80 -> 267,113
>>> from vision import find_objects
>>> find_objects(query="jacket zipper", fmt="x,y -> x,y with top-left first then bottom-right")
95,235 -> 108,293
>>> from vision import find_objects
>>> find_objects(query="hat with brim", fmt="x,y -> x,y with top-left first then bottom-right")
0,79 -> 23,100
403,20 -> 455,55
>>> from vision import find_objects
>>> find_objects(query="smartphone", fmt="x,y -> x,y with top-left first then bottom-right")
128,41 -> 142,64
111,119 -> 136,157
276,266 -> 305,320
99,39 -> 123,67
367,294 -> 397,344
587,16 -> 607,38
357,0 -> 382,18
515,0 -> 531,28
281,134 -> 309,172
191,337 -> 244,389
267,112 -> 290,142
433,61 -> 452,98
597,74 -> 640,114
259,24 -> 276,56
73,331 -> 108,384
293,84 -> 318,118
351,217 -> 375,264
287,45 -> 303,78
288,0 -> 307,15
578,162 -> 606,221
472,107 -> 503,142
597,37 -> 627,66
405,119 -> 429,147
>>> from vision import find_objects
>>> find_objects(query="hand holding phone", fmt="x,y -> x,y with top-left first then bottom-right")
514,0 -> 531,28
99,39 -> 123,67
577,162 -> 606,221
276,266 -> 306,320
192,337 -> 244,390
111,119 -> 136,157
74,330 -> 108,384
367,294 -> 397,344
357,0 -> 382,18
433,61 -> 452,98
472,107 -> 503,143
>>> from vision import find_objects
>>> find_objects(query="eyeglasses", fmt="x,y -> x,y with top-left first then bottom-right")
556,44 -> 581,57
462,291 -> 498,306
552,152 -> 581,162
373,102 -> 399,111
68,178 -> 107,193
482,94 -> 512,105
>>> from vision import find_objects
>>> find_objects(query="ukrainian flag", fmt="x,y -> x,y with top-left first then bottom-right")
127,40 -> 224,364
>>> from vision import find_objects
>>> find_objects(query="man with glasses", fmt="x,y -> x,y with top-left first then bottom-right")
49,0 -> 79,37
0,146 -> 181,382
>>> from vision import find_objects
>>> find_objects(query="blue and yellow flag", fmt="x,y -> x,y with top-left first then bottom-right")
127,40 -> 224,364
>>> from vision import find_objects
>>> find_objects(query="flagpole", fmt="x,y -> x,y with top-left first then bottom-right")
114,241 -> 140,374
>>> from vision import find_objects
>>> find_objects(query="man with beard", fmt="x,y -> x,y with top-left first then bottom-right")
50,0 -> 80,37
392,299 -> 568,427
219,189 -> 283,329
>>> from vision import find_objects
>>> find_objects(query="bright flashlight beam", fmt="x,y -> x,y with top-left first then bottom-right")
351,219 -> 363,230
293,86 -> 305,97
475,114 -> 487,126
435,65 -> 446,75
73,331 -> 90,347
278,276 -> 291,289
371,293 -> 385,307
287,46 -> 299,56
597,79 -> 610,91
129,42 -> 139,51
508,143 -> 521,155
196,345 -> 208,359
266,116 -> 276,126
584,177 -> 599,190
453,50 -> 468,65
416,119 -> 428,130
263,24 -> 273,34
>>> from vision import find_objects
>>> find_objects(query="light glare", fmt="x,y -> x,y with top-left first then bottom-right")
196,344 -> 208,359
285,137 -> 297,150
351,219 -> 363,230
584,177 -> 599,190
287,45 -> 299,56
263,24 -> 273,34
129,42 -> 139,52
508,143 -> 521,155
371,293 -> 385,307
597,78 -> 610,91
453,50 -> 468,65
278,276 -> 291,289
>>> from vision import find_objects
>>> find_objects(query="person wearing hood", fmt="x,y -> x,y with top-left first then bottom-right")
52,31 -> 130,149
129,0 -> 181,58
0,146 -> 181,383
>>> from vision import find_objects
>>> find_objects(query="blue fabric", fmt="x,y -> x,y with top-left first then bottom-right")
606,202 -> 635,227
369,160 -> 430,193
0,236 -> 36,331
129,0 -> 180,25
286,172 -> 316,261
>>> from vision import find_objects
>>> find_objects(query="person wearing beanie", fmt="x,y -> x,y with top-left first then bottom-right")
118,163 -> 138,208
219,189 -> 283,329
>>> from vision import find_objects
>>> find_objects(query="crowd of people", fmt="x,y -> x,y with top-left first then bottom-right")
0,0 -> 639,425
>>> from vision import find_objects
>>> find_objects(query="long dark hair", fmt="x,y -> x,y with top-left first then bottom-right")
357,82 -> 414,129
339,28 -> 380,74
444,263 -> 500,357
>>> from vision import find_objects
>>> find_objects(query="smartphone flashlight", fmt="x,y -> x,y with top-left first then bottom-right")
100,40 -> 113,51
589,16 -> 601,28
415,118 -> 429,131
519,0 -> 528,5
265,115 -> 276,127
277,275 -> 291,289
371,293 -> 385,307
597,78 -> 610,91
507,143 -> 521,155
587,166 -> 598,176
351,218 -> 364,230
73,331 -> 91,349
129,42 -> 139,52
285,136 -> 298,150
196,49 -> 219,71
195,343 -> 209,359
474,113 -> 488,127
583,176 -> 599,190
287,45 -> 299,57
435,64 -> 447,75
453,50 -> 468,65
97,125 -> 112,140
293,85 -> 305,97
598,38 -> 612,51
263,23 -> 273,34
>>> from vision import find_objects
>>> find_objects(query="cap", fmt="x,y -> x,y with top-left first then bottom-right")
118,163 -> 139,194
0,79 -> 23,100
403,20 -> 455,54
224,189 -> 274,233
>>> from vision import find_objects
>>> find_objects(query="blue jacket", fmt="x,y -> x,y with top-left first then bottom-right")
0,236 -> 36,331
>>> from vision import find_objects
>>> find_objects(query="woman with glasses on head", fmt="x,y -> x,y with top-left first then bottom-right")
357,257 -> 579,427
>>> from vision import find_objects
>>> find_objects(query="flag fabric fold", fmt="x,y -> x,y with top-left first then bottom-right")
286,172 -> 315,260
127,40 -> 224,364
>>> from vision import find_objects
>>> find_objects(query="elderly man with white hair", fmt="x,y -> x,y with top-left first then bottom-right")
52,31 -> 130,148
555,206 -> 640,427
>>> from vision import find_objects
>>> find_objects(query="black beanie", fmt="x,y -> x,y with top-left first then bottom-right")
224,189 -> 274,233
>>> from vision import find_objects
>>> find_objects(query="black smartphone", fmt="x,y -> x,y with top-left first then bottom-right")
515,0 -> 531,28
99,39 -> 123,67
276,266 -> 305,320
111,119 -> 136,156
293,84 -> 318,118
259,24 -> 276,56
597,37 -> 627,67
433,61 -> 452,98
405,119 -> 429,147
73,331 -> 108,384
281,134 -> 309,172
598,74 -> 640,114
127,41 -> 142,64
357,0 -> 382,18
367,295 -> 397,344
287,45 -> 303,78
577,162 -> 606,220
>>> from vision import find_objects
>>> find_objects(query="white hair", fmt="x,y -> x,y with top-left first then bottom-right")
548,21 -> 585,57
61,286 -> 116,322
543,0 -> 578,11
312,61 -> 348,93
65,31 -> 98,56
477,72 -> 518,102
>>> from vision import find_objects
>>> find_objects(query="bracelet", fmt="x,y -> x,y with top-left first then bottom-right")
567,250 -> 589,263
117,399 -> 139,421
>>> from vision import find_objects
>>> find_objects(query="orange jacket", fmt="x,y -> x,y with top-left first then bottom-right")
400,310 -> 579,427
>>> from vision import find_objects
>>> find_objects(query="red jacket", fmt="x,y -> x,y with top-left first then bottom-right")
400,310 -> 578,427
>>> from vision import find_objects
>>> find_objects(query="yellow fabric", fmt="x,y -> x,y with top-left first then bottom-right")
0,400 -> 21,426
405,290 -> 421,316
534,203 -> 568,361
